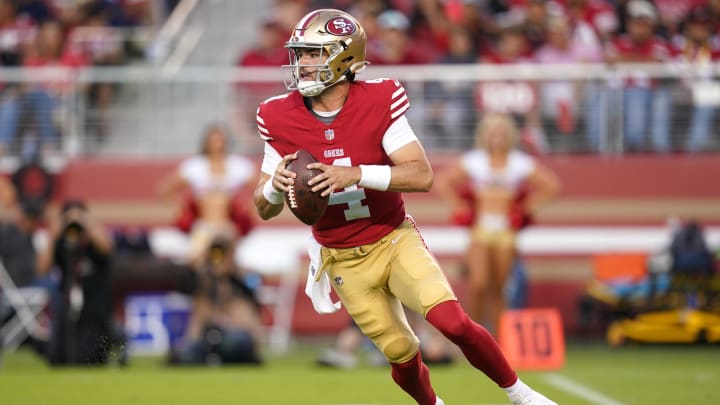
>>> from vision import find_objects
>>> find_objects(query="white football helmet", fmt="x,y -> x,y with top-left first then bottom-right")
283,9 -> 368,97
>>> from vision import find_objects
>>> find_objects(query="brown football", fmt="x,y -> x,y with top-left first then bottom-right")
285,150 -> 329,225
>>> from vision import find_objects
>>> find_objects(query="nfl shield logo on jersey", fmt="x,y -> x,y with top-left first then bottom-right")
324,129 -> 335,141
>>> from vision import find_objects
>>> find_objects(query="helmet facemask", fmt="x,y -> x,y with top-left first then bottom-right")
283,41 -> 349,97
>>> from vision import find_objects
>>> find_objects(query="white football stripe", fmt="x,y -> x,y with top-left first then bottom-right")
261,93 -> 291,104
256,115 -> 265,125
390,102 -> 410,119
390,94 -> 408,110
391,87 -> 405,99
257,125 -> 269,134
295,10 -> 319,33
544,374 -> 626,405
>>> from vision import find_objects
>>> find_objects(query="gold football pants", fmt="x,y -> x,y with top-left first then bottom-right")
321,219 -> 456,363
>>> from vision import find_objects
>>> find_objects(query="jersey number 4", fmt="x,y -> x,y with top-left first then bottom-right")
328,157 -> 371,221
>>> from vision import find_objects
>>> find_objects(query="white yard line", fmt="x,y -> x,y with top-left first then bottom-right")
544,374 -> 626,405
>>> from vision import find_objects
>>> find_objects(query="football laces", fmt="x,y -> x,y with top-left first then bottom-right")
287,185 -> 298,208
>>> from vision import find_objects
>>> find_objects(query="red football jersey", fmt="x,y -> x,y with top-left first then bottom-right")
257,79 -> 411,248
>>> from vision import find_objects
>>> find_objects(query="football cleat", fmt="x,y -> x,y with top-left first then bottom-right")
507,389 -> 558,405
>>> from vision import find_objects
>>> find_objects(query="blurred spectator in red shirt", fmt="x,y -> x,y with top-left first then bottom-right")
24,20 -> 87,86
478,26 -> 546,153
236,19 -> 286,67
672,6 -> 720,153
564,0 -> 618,42
534,13 -> 604,150
233,18 -> 288,149
403,0 -> 448,57
441,0 -> 493,38
606,0 -> 672,152
66,1 -> 126,142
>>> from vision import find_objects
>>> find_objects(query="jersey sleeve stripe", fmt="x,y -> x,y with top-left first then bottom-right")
390,102 -> 410,119
256,115 -> 266,125
390,94 -> 408,110
391,87 -> 405,100
258,125 -> 269,134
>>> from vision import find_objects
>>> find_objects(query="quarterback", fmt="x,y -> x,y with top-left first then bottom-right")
252,9 -> 556,405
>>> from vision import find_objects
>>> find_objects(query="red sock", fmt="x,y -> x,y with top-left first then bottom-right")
426,300 -> 517,388
390,351 -> 436,405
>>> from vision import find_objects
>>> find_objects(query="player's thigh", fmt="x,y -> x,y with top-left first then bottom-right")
326,255 -> 419,362
387,222 -> 456,317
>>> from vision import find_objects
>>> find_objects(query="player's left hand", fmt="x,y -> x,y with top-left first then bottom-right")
307,163 -> 361,197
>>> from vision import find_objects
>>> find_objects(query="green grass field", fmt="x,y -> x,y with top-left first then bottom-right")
1,341 -> 718,405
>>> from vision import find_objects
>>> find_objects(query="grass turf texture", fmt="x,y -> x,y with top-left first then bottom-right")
0,341 -> 717,405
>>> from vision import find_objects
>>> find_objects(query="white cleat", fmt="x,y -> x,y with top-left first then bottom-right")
508,390 -> 558,405
435,397 -> 445,405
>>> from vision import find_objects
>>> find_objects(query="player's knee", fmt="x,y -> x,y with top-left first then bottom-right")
427,301 -> 470,341
382,335 -> 419,363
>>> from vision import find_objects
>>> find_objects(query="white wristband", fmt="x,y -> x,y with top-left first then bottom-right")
262,179 -> 284,205
358,165 -> 391,191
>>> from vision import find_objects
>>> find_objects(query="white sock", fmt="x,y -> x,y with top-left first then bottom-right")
503,378 -> 531,397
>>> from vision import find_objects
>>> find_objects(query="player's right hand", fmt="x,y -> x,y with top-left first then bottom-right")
271,153 -> 298,192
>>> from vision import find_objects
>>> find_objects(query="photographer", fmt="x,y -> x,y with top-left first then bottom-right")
169,235 -> 263,366
36,199 -> 115,365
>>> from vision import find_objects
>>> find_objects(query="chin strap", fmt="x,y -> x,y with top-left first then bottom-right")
298,80 -> 326,97
298,75 -> 349,97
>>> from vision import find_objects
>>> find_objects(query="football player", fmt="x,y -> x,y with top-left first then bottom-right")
252,9 -> 557,405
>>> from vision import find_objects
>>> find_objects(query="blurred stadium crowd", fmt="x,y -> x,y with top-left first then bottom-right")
0,0 -> 716,158
235,0 -> 720,154
0,0 -> 174,159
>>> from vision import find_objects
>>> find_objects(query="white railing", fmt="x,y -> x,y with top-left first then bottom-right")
0,62 -> 716,161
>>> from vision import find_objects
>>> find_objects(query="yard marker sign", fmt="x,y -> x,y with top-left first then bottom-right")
499,308 -> 565,371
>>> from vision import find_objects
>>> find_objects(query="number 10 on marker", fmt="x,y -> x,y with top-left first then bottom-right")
499,309 -> 566,371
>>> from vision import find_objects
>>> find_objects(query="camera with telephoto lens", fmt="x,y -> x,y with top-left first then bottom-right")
58,200 -> 90,253
60,220 -> 87,253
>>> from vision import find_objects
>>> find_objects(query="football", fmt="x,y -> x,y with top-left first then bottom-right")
285,149 -> 329,225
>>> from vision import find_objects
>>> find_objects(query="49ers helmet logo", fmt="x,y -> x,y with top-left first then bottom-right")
325,17 -> 356,35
